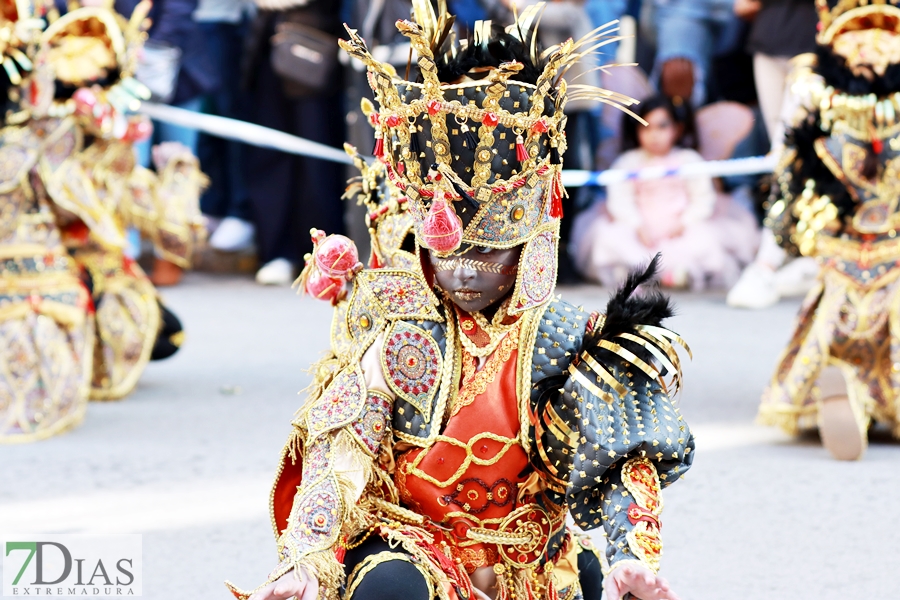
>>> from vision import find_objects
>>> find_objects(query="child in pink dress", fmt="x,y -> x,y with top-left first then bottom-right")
575,95 -> 758,290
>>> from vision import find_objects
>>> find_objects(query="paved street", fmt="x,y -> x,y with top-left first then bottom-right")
2,273 -> 898,599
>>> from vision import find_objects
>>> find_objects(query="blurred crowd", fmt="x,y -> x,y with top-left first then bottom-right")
141,0 -> 818,292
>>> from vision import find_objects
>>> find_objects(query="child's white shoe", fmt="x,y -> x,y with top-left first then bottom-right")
774,257 -> 819,298
726,262 -> 779,309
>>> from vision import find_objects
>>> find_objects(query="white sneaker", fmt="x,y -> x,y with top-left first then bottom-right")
726,262 -> 779,309
774,257 -> 819,298
255,258 -> 294,286
210,217 -> 256,252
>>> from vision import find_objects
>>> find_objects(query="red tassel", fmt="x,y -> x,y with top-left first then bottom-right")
369,252 -> 383,269
373,132 -> 384,158
516,134 -> 528,163
873,137 -> 883,154
869,124 -> 883,154
425,542 -> 456,573
334,546 -> 346,564
550,173 -> 564,218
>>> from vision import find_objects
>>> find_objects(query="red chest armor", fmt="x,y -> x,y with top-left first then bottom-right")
396,344 -> 528,572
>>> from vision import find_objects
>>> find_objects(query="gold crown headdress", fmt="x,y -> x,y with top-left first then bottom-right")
816,0 -> 900,44
341,1 -> 638,312
25,2 -> 151,119
343,137 -> 417,271
0,0 -> 43,86
341,1 -> 636,249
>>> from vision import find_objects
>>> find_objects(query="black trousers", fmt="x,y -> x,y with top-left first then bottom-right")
244,52 -> 346,265
342,538 -> 604,600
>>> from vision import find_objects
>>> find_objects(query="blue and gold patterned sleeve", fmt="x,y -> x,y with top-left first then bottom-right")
530,258 -> 694,575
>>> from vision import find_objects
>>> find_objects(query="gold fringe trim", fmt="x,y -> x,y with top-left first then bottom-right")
297,352 -> 342,418
297,550 -> 345,600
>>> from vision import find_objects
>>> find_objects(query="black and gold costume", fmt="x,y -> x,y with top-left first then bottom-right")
229,3 -> 694,599
760,0 -> 900,443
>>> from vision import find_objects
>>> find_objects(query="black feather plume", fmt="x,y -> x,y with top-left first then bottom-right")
815,45 -> 900,96
784,110 -> 855,220
436,27 -> 545,84
585,254 -> 673,346
449,178 -> 480,212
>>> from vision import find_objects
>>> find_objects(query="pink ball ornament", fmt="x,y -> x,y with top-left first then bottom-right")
305,268 -> 344,302
421,195 -> 463,253
313,234 -> 361,279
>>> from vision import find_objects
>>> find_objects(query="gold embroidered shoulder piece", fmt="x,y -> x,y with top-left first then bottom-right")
356,269 -> 442,321
342,269 -> 443,361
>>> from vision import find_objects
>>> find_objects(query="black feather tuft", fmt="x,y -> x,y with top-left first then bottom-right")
815,45 -> 900,96
784,110 -> 856,220
436,26 -> 545,84
584,254 -> 673,347
449,178 -> 480,212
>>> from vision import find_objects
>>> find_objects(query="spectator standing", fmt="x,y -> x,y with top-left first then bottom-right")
652,0 -> 742,106
740,0 -> 817,149
195,0 -> 257,252
726,0 -> 820,310
242,0 -> 346,285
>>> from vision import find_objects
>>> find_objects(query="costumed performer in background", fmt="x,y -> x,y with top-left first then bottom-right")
1,1 -> 205,442
0,0 -> 95,443
760,0 -> 900,460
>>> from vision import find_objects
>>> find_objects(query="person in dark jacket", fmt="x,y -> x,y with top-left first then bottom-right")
242,0 -> 346,285
737,0 -> 818,149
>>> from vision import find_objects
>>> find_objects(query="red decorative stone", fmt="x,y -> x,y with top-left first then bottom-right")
427,100 -> 443,116
386,114 -> 401,128
481,112 -> 499,127
531,119 -> 548,133
123,118 -> 153,143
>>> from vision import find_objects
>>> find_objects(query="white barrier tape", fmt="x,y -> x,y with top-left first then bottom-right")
140,102 -> 356,166
559,154 -> 777,187
140,103 -> 776,185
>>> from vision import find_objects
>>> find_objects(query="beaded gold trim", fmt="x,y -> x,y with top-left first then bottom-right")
346,551 -> 437,600
453,322 -> 520,415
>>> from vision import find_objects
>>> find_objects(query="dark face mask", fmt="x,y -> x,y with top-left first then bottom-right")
428,245 -> 522,313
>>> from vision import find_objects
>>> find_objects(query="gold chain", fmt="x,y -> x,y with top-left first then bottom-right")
458,298 -> 519,358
